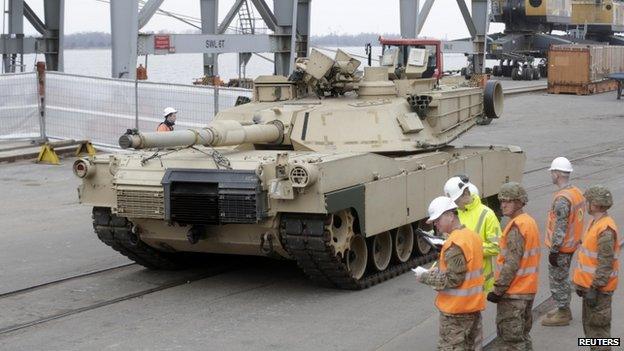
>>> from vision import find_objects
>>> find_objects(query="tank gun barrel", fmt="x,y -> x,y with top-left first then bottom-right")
119,120 -> 283,149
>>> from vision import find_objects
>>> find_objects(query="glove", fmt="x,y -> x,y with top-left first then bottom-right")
548,252 -> 560,267
576,289 -> 585,297
487,292 -> 503,304
412,266 -> 429,280
585,287 -> 598,307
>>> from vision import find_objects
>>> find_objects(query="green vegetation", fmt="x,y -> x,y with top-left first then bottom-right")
64,32 -> 111,49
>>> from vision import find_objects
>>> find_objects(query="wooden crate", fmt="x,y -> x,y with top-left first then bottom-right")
549,45 -> 624,82
547,79 -> 620,95
548,44 -> 624,95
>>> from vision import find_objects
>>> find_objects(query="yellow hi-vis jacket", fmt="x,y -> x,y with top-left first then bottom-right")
458,194 -> 502,293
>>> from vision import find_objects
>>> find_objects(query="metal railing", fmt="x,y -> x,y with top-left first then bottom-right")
0,71 -> 253,148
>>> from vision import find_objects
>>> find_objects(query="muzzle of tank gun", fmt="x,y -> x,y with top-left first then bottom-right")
407,95 -> 433,119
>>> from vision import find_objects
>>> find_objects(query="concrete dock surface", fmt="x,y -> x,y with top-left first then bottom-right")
1,89 -> 623,350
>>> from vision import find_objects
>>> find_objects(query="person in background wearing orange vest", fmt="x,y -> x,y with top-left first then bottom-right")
542,156 -> 586,326
573,185 -> 619,351
486,182 -> 540,350
157,107 -> 177,132
415,196 -> 485,350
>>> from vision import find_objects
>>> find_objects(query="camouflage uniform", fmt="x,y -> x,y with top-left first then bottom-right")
421,244 -> 483,351
576,229 -> 616,351
548,192 -> 573,310
493,227 -> 534,351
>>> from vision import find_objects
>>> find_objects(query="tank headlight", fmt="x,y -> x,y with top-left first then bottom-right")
289,164 -> 318,188
73,159 -> 94,178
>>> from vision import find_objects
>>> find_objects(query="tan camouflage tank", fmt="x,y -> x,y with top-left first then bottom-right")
73,48 -> 525,289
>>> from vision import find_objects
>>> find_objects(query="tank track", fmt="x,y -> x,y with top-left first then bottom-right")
280,214 -> 437,290
92,207 -> 186,270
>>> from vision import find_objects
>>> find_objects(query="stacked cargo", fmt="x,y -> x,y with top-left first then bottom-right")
547,44 -> 624,95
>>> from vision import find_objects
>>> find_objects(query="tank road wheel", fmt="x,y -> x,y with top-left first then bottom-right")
511,67 -> 520,80
413,224 -> 433,256
327,209 -> 355,259
368,231 -> 392,271
346,235 -> 368,280
393,225 -> 414,263
415,234 -> 432,256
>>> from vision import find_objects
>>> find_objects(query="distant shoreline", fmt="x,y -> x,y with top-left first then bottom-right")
62,31 -> 396,49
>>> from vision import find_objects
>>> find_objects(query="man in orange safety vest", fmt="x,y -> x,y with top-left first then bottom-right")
487,182 -> 540,350
573,185 -> 620,351
416,196 -> 485,350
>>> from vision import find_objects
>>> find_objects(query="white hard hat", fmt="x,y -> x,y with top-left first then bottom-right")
468,182 -> 479,197
444,176 -> 470,201
163,107 -> 177,117
427,196 -> 458,223
549,156 -> 573,173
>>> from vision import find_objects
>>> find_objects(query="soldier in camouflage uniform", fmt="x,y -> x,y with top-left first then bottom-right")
573,185 -> 620,351
487,183 -> 540,351
417,196 -> 485,351
542,157 -> 585,326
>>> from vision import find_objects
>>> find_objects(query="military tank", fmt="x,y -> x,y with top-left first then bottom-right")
74,48 -> 525,289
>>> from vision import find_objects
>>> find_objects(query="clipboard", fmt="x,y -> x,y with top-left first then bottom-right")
416,229 -> 446,249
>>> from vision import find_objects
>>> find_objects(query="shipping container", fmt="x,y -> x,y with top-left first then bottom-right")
548,44 -> 624,95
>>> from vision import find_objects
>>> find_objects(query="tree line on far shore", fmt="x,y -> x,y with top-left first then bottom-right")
63,31 -> 398,49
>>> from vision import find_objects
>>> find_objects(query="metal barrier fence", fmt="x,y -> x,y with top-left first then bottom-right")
0,72 -> 40,139
0,72 -> 253,147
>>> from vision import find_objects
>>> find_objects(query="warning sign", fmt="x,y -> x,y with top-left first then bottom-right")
154,35 -> 171,50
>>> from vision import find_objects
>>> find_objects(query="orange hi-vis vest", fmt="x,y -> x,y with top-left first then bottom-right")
436,227 -> 486,315
157,123 -> 173,132
496,213 -> 541,295
573,216 -> 620,292
545,186 -> 586,253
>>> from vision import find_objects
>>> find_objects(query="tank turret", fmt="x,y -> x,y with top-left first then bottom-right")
120,49 -> 503,153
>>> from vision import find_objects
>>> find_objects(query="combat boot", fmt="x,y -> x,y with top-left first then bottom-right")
545,307 -> 572,320
542,308 -> 572,326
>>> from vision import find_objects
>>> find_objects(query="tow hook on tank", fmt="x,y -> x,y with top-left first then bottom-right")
128,225 -> 141,246
187,225 -> 205,245
260,232 -> 275,255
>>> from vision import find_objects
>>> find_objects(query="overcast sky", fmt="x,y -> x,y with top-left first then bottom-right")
4,0 -> 504,39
